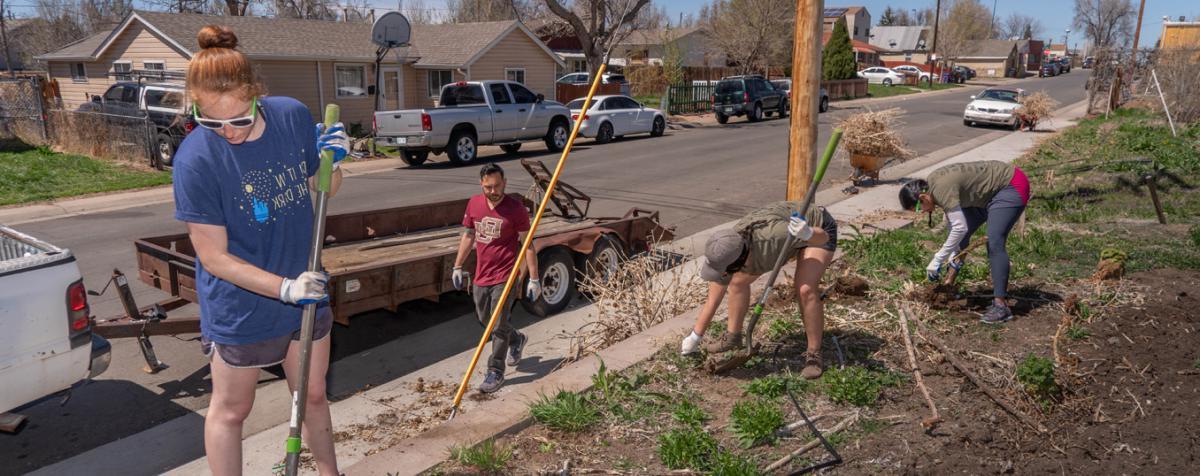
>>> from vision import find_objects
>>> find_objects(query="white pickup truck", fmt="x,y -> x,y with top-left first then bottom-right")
0,225 -> 110,429
374,80 -> 572,166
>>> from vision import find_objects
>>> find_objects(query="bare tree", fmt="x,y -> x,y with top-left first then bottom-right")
1073,0 -> 1135,49
939,0 -> 993,60
703,0 -> 790,75
446,0 -> 532,23
1001,12 -> 1042,40
543,0 -> 656,76
400,0 -> 435,24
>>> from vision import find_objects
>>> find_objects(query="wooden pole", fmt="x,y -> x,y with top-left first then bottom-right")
786,0 -> 823,201
1130,0 -> 1146,71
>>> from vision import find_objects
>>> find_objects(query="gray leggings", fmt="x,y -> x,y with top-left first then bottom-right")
959,187 -> 1026,298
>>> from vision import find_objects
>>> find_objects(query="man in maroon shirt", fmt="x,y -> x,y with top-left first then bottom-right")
453,163 -> 540,393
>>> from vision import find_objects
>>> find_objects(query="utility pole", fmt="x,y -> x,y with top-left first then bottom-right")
927,0 -> 941,87
786,0 -> 823,201
989,0 -> 997,38
0,0 -> 13,78
1130,0 -> 1146,68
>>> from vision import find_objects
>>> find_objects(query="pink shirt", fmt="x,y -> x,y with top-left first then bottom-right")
462,195 -> 531,287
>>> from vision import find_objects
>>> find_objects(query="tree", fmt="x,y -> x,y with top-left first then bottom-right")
447,0 -> 530,23
543,0 -> 656,77
1073,0 -> 1135,49
661,27 -> 684,86
879,6 -> 898,26
400,0 -> 435,24
1001,12 -> 1042,40
703,0 -> 792,75
822,17 -> 856,80
939,0 -> 993,60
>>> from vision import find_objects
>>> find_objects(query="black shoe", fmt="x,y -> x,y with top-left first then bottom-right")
479,370 -> 505,393
980,304 -> 1014,324
507,332 -> 527,367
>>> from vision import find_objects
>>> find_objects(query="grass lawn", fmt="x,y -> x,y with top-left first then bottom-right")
633,95 -> 663,108
0,143 -> 172,207
866,84 -> 919,98
910,81 -> 964,91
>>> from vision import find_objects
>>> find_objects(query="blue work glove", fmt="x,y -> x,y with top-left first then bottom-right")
788,212 -> 813,241
280,271 -> 329,305
315,122 -> 349,169
948,250 -> 965,272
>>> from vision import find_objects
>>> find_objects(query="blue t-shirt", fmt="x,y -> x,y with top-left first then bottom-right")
173,96 -> 329,345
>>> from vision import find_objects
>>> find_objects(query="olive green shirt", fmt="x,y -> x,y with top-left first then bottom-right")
926,161 -> 1015,210
733,202 -> 828,277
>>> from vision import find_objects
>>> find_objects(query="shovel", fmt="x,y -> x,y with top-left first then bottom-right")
707,128 -> 842,374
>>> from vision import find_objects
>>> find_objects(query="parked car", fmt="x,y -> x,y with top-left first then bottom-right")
77,80 -> 193,169
1058,57 -> 1072,73
711,75 -> 788,124
565,95 -> 666,144
374,80 -> 572,166
556,72 -> 626,85
963,87 -> 1028,130
768,79 -> 829,113
1039,62 -> 1060,77
951,65 -> 974,82
858,67 -> 906,86
892,65 -> 932,82
1,226 -> 110,423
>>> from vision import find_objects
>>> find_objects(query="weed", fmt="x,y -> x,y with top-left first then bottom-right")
1016,354 -> 1060,408
1191,225 -> 1200,247
1100,248 -> 1129,264
858,418 -> 888,435
658,427 -> 717,470
710,451 -> 763,475
672,400 -> 710,428
529,391 -> 600,432
1066,325 -> 1090,340
741,372 -> 809,399
729,399 -> 785,448
841,226 -> 932,282
589,360 -> 668,421
990,330 -> 1003,343
1194,356 -> 1200,369
821,366 -> 903,407
710,320 -> 728,337
744,356 -> 767,369
613,457 -> 638,471
765,314 -> 801,341
538,440 -> 555,453
449,439 -> 512,473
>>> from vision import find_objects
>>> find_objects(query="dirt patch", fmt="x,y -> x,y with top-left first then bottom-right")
830,275 -> 870,297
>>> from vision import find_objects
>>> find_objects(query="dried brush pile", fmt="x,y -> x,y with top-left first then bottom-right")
837,108 -> 913,158
566,251 -> 707,361
1017,91 -> 1060,130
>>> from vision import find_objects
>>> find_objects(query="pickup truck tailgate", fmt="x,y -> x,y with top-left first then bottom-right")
374,109 -> 425,136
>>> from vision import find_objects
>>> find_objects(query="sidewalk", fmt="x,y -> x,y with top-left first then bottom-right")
0,157 -> 406,226
31,100 -> 1089,475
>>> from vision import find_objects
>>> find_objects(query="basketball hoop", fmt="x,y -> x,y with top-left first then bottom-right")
371,12 -> 412,113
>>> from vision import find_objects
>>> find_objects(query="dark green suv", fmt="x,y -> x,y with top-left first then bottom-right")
712,75 -> 788,124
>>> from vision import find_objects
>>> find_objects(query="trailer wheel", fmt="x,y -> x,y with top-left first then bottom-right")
585,235 -> 625,287
522,247 -> 575,317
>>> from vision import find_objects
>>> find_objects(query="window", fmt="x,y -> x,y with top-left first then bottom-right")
572,60 -> 586,73
618,97 -> 641,109
505,68 -> 525,84
599,98 -> 619,110
335,64 -> 367,97
440,84 -> 485,106
509,83 -> 538,104
143,61 -> 165,71
145,88 -> 184,111
103,85 -> 128,103
427,70 -> 453,97
489,83 -> 512,104
71,63 -> 87,82
854,26 -> 859,36
905,52 -> 913,61
113,62 -> 132,81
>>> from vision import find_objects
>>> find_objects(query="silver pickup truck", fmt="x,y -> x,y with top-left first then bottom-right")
374,80 -> 572,166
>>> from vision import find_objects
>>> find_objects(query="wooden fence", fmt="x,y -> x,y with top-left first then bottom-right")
666,83 -> 716,115
821,79 -> 869,99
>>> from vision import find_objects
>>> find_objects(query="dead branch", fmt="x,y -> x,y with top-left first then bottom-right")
898,303 -> 942,431
909,307 -> 1048,434
764,412 -> 860,473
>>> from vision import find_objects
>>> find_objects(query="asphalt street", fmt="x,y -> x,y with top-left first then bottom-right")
1,71 -> 1088,472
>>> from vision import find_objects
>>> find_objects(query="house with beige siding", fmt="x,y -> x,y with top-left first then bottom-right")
36,11 -> 563,129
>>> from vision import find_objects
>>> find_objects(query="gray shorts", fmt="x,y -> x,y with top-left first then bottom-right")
799,208 -> 839,253
201,310 -> 334,369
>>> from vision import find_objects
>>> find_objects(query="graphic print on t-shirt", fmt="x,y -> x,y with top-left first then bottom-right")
475,216 -> 504,244
237,157 -> 311,226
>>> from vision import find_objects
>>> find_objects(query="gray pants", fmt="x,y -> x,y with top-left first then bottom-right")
959,186 -> 1026,299
473,283 -> 521,373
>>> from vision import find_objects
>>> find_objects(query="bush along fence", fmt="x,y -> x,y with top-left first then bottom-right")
0,77 -> 157,166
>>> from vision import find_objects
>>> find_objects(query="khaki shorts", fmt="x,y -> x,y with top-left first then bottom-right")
201,311 -> 333,369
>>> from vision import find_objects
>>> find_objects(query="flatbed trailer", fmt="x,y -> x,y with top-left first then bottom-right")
90,160 -> 673,369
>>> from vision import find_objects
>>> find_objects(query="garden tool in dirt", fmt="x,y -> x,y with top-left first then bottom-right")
706,128 -> 842,374
448,65 -> 609,420
282,104 -> 339,476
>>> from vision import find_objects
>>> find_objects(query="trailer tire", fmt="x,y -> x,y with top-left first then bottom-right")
522,247 -> 575,318
584,235 -> 624,290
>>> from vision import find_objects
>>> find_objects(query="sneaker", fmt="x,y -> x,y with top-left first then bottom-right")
681,332 -> 703,355
478,370 -> 505,394
801,351 -> 823,380
704,332 -> 744,354
980,304 -> 1014,324
507,332 -> 527,367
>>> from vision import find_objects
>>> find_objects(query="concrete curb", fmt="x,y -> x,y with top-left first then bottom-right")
0,158 -> 406,226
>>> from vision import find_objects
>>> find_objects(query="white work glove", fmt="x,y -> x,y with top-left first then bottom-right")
926,260 -> 943,282
526,278 -> 542,300
681,331 -> 702,355
452,267 -> 465,290
788,212 -> 814,241
280,271 -> 329,305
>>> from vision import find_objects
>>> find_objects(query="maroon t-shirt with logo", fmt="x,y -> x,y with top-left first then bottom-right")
462,194 -> 531,287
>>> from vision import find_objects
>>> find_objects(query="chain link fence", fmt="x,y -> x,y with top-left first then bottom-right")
0,77 -> 49,144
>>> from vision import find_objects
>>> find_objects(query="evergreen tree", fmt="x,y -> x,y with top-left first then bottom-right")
879,6 -> 898,26
822,17 -> 857,81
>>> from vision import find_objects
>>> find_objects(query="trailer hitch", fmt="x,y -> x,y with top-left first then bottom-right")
90,269 -> 170,374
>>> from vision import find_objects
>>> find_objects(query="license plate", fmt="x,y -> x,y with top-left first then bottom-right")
724,107 -> 733,113
394,137 -> 407,145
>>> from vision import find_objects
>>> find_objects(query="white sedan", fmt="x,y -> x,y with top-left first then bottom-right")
963,87 -> 1028,130
566,95 -> 667,144
892,65 -> 931,82
857,67 -> 906,86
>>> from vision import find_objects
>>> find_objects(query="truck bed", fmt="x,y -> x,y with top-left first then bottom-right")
1,226 -> 73,276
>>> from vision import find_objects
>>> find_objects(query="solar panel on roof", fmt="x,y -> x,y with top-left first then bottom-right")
823,7 -> 848,18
